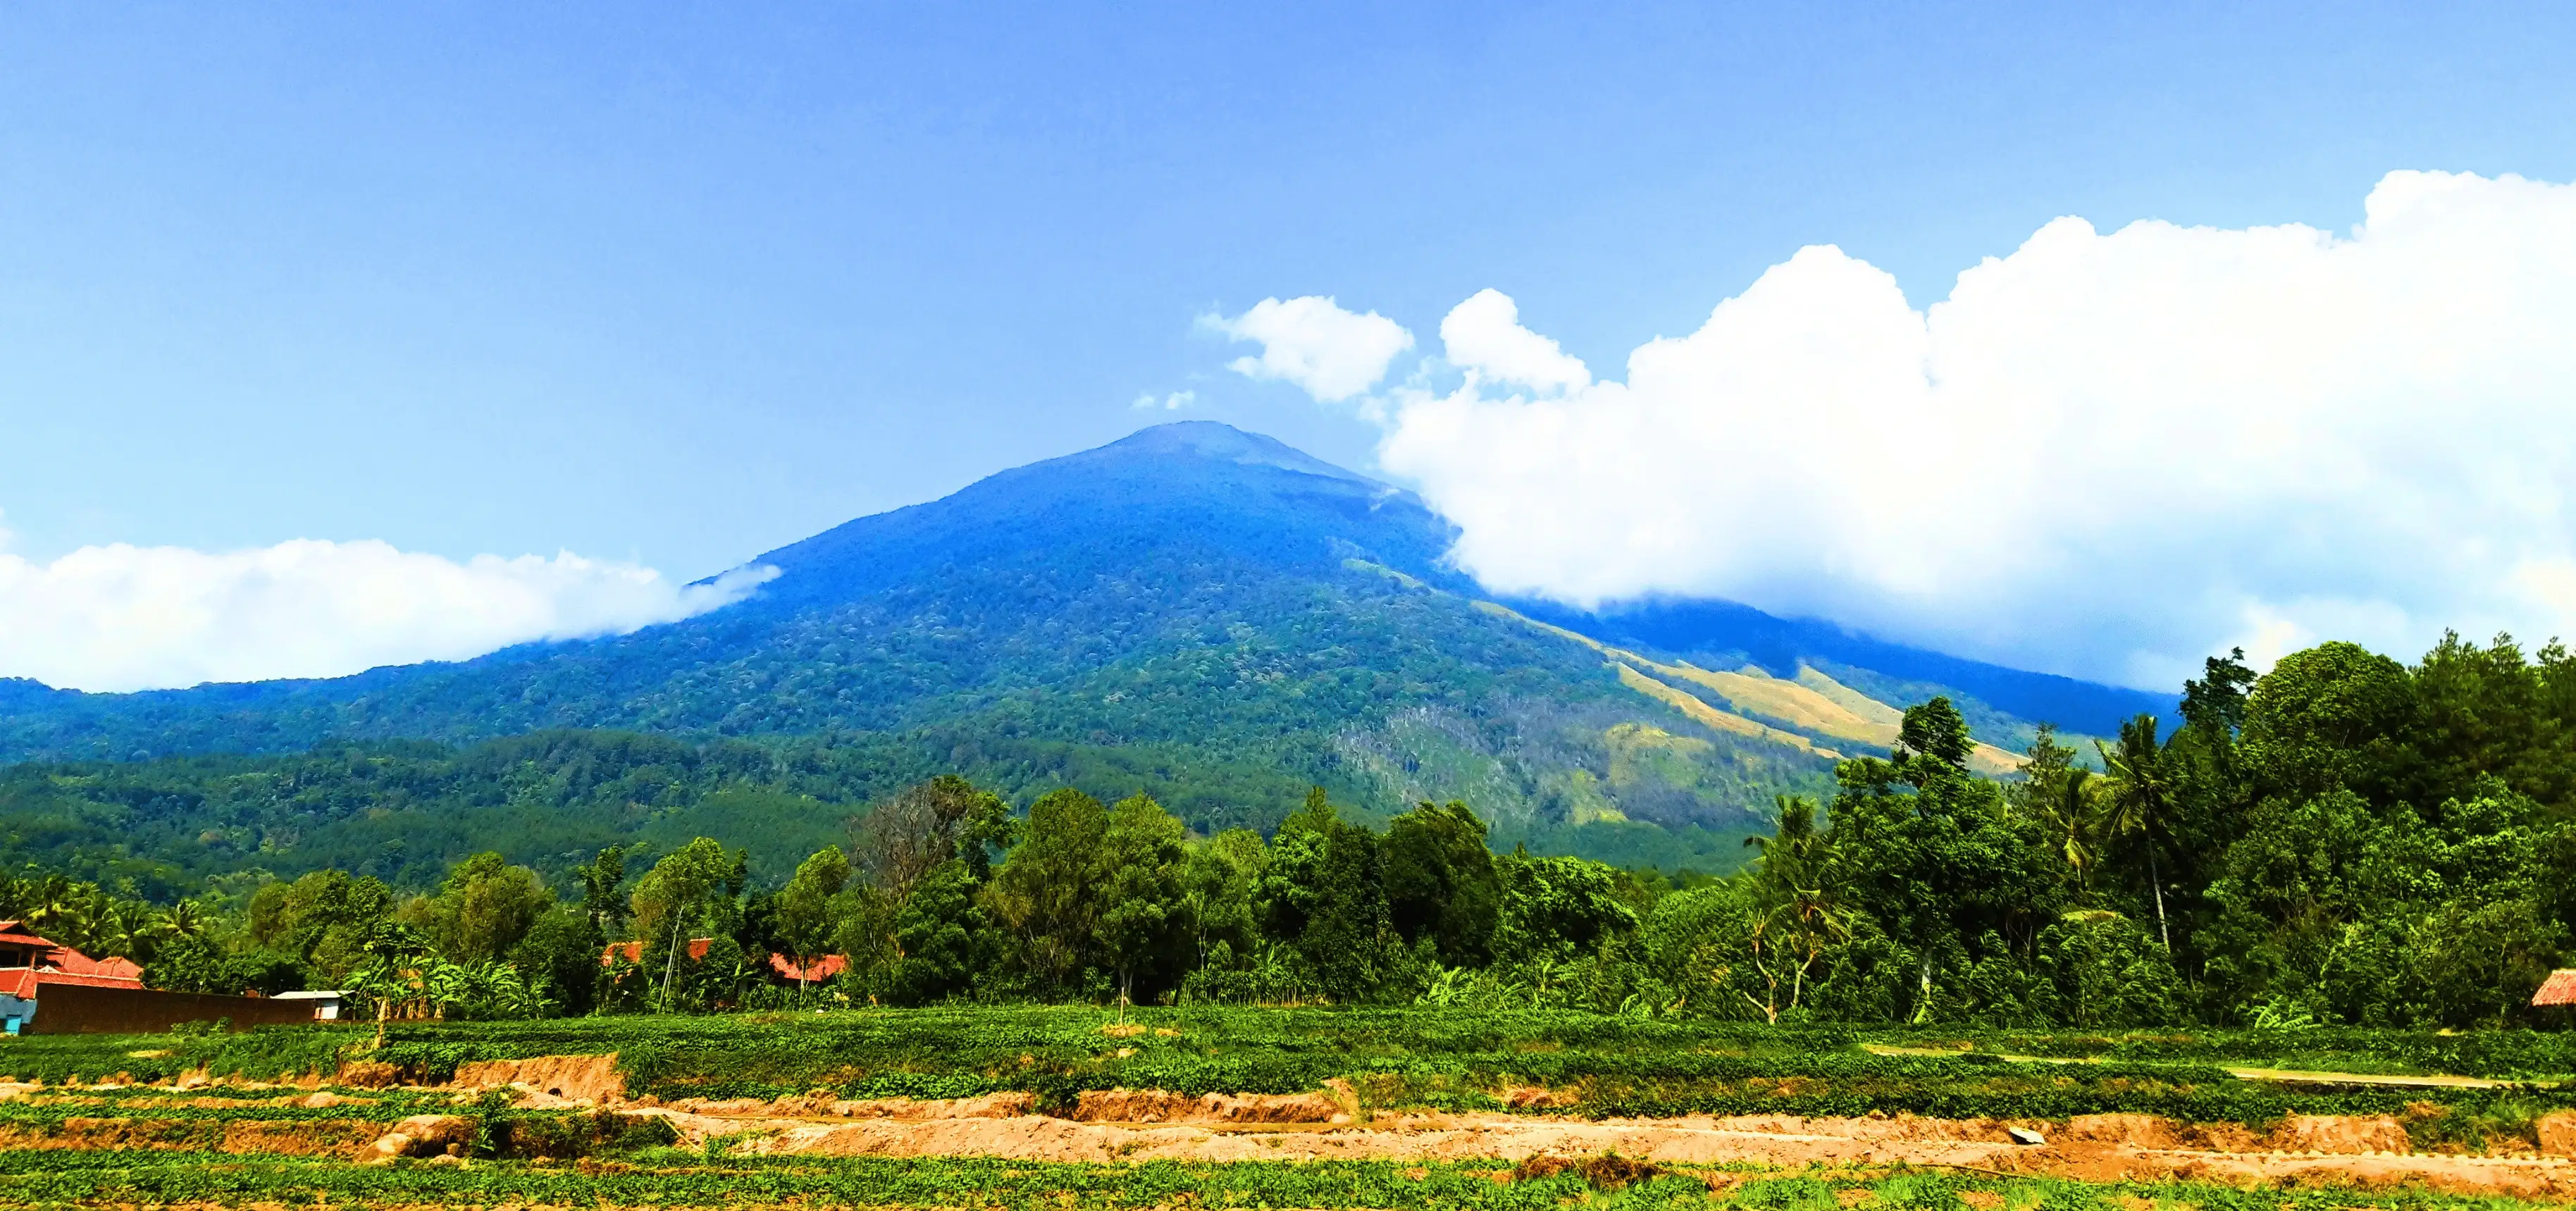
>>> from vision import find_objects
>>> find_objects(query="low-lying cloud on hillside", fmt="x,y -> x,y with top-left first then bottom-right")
1219,171 -> 2576,689
0,528 -> 774,692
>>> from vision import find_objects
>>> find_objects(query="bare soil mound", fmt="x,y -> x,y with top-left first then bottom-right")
1069,1088 -> 1345,1124
450,1053 -> 623,1104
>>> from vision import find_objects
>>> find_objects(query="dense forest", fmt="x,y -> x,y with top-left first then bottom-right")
4,631 -> 2569,1029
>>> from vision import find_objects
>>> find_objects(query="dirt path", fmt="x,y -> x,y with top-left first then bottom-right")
607,1101 -> 2576,1198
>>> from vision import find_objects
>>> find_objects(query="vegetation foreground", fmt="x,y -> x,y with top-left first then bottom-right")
0,1009 -> 2573,1201
13,1152 -> 2576,1211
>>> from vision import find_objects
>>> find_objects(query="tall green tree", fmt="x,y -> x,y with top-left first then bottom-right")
1093,793 -> 1190,1010
1383,800 -> 1501,968
984,788 -> 1110,994
1828,697 -> 2048,1022
1738,795 -> 1843,1021
2095,715 -> 2172,947
1180,828 -> 1264,980
628,838 -> 743,1009
404,852 -> 552,964
1262,788 -> 1406,1003
773,845 -> 851,984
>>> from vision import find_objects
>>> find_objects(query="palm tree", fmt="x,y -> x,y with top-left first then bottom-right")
1740,795 -> 1845,1020
2096,714 -> 2174,949
2034,767 -> 2100,893
163,900 -> 207,940
20,875 -> 82,938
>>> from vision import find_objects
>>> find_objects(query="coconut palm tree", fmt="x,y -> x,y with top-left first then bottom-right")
2096,714 -> 2174,949
1740,795 -> 1845,1020
2033,767 -> 2100,893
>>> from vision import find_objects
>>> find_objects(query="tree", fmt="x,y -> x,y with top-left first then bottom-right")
1738,795 -> 1843,1021
628,838 -> 741,1011
2010,726 -> 2100,895
344,920 -> 438,1043
248,869 -> 397,984
578,846 -> 631,935
1493,850 -> 1640,971
1262,789 -> 1406,1004
1829,697 -> 2046,1023
2095,715 -> 2172,947
983,788 -> 1110,995
509,906 -> 604,1017
885,860 -> 991,1005
408,852 -> 552,964
1383,800 -> 1501,968
859,776 -> 1012,903
773,846 -> 850,988
2242,641 -> 2420,805
2415,632 -> 2576,810
1180,828 -> 1264,982
1640,880 -> 1759,1019
1092,794 -> 1189,1011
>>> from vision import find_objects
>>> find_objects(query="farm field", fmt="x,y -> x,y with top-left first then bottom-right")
6,1007 -> 2576,1207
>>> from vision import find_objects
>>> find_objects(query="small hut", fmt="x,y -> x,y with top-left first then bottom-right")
2534,969 -> 2576,1007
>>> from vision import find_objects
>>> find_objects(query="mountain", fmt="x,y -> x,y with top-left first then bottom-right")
0,422 -> 2172,881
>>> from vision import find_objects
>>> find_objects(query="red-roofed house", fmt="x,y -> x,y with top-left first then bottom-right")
601,938 -> 714,967
2534,969 -> 2576,1007
0,920 -> 315,1035
767,952 -> 847,986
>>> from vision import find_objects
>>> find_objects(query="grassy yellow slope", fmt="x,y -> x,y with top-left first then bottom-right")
1472,602 -> 2022,777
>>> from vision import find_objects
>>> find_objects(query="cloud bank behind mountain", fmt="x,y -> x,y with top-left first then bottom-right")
1218,171 -> 2576,689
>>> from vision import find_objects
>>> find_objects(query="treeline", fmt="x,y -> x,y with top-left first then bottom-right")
52,777 -> 1705,1019
9,631 -> 2572,1029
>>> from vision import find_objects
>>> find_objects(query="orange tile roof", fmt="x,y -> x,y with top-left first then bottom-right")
0,923 -> 145,996
0,967 -> 150,998
51,948 -> 143,982
2534,969 -> 2576,1007
767,952 -> 847,983
601,938 -> 713,967
0,920 -> 62,950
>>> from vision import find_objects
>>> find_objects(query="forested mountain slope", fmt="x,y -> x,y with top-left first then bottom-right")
0,423 -> 2170,875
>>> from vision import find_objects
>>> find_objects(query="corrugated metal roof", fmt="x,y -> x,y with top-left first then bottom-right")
2534,969 -> 2576,1006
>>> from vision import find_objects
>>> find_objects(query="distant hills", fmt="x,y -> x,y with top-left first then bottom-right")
0,422 -> 2172,878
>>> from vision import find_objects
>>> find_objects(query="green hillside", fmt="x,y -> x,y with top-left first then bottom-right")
0,423 -> 2172,878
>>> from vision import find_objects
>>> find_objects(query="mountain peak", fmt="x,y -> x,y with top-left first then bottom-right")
1086,421 -> 1379,486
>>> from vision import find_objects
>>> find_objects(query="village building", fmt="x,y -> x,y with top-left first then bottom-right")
2534,969 -> 2576,1009
600,938 -> 846,989
0,920 -> 318,1035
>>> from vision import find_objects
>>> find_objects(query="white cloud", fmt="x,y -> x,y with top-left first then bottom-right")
1132,390 -> 1197,411
1440,288 -> 1591,395
0,537 -> 776,693
1335,171 -> 2576,690
1204,296 -> 1414,403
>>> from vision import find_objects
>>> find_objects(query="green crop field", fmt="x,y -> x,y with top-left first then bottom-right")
6,1006 -> 2572,1126
0,1151 -> 2569,1211
5,1007 -> 2576,1207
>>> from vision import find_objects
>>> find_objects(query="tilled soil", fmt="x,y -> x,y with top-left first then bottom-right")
18,1058 -> 2576,1199
641,1105 -> 2576,1198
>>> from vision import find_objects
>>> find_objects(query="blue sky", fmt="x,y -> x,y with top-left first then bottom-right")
6,3 -> 2576,690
